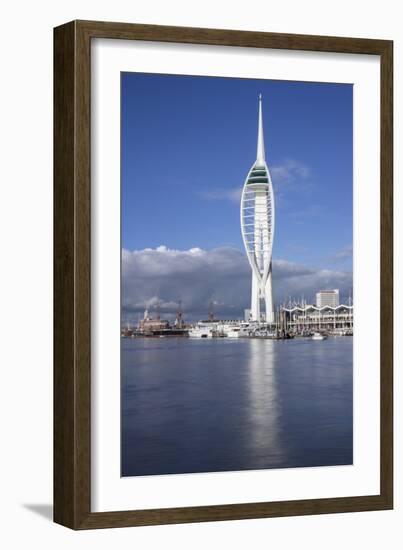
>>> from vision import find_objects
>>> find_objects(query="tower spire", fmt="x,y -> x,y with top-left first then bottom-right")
256,94 -> 265,166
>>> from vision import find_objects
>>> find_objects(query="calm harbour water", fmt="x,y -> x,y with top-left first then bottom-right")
121,337 -> 353,477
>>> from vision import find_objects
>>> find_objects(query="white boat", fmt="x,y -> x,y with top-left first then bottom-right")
188,324 -> 214,338
312,332 -> 327,340
226,327 -> 241,338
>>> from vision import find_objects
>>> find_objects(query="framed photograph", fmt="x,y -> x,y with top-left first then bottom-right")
54,20 -> 393,529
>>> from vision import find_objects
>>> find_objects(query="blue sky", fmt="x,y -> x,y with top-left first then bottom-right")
121,72 -> 353,320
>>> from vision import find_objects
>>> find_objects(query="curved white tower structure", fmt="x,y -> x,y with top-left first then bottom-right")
240,95 -> 275,323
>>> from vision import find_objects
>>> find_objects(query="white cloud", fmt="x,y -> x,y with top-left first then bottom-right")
270,159 -> 311,184
122,246 -> 352,322
327,245 -> 353,263
197,187 -> 242,203
270,160 -> 313,210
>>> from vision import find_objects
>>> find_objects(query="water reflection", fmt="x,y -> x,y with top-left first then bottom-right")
246,339 -> 285,468
121,337 -> 352,477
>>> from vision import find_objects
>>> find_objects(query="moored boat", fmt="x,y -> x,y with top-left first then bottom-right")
188,324 -> 214,338
312,332 -> 327,341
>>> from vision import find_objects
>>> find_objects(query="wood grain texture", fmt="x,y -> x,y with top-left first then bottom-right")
54,20 -> 393,530
54,20 -> 91,528
54,21 -> 76,528
380,41 -> 393,506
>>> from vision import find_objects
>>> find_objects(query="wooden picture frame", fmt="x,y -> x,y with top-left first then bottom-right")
54,19 -> 393,529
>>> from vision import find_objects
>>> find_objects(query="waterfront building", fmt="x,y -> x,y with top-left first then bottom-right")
244,309 -> 251,321
240,95 -> 275,323
282,302 -> 353,334
316,289 -> 340,308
